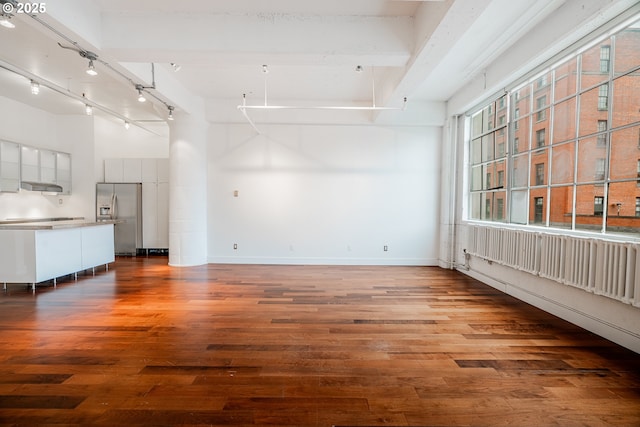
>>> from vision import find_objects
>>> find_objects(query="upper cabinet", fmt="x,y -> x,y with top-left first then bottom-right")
12,144 -> 72,194
0,140 -> 20,192
56,152 -> 72,194
106,158 -> 168,183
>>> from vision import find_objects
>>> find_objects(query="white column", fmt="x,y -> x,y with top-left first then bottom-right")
167,111 -> 208,266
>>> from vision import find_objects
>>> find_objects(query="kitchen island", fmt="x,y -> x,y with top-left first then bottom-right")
0,218 -> 116,291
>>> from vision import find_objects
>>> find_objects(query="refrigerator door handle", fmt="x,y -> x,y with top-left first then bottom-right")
111,193 -> 117,219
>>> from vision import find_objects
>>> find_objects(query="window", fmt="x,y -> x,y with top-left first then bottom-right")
598,84 -> 609,110
594,196 -> 604,216
597,120 -> 608,146
496,198 -> 504,220
536,129 -> 546,147
535,163 -> 545,185
534,197 -> 544,223
536,75 -> 548,88
467,15 -> 640,234
486,172 -> 492,189
595,158 -> 605,181
536,96 -> 547,121
600,45 -> 611,73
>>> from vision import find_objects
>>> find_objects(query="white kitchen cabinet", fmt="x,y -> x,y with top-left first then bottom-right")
123,158 -> 142,182
56,152 -> 72,194
104,158 -> 124,182
142,182 -> 169,249
157,159 -> 169,183
21,145 -> 39,182
0,140 -> 20,192
40,149 -> 56,183
0,223 -> 115,288
141,158 -> 157,182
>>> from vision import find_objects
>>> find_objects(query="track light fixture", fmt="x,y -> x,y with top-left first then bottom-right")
124,121 -> 130,130
167,105 -> 174,121
30,80 -> 39,95
170,62 -> 181,72
135,84 -> 146,102
0,1 -> 16,28
85,104 -> 93,115
86,59 -> 97,76
0,13 -> 14,28
57,43 -> 99,76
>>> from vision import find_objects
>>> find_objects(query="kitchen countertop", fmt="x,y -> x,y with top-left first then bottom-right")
0,218 -> 120,230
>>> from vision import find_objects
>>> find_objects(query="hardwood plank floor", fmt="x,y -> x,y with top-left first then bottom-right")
1,256 -> 639,426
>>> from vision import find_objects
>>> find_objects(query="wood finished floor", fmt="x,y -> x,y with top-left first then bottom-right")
1,257 -> 639,426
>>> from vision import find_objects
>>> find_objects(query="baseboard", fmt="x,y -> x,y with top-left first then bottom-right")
207,256 -> 438,266
461,267 -> 640,355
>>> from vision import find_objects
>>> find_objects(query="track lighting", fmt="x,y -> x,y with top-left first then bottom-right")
30,80 -> 39,95
0,14 -> 14,28
135,84 -> 146,102
170,62 -> 181,72
85,104 -> 93,115
167,106 -> 174,121
86,59 -> 97,76
124,121 -> 130,130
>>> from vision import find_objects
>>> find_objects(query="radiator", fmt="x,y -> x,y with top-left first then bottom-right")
468,225 -> 640,307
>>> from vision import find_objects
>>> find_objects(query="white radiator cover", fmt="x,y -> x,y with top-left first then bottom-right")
468,225 -> 640,308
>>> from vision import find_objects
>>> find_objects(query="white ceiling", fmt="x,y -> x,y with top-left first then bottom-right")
0,0 -> 567,126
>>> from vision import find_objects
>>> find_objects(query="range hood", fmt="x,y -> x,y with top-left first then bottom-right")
20,181 -> 63,193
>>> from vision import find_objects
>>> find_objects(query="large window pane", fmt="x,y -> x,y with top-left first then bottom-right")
530,189 -> 547,224
471,165 -> 483,191
495,129 -> 507,158
510,190 -> 528,224
606,181 -> 640,234
553,97 -> 577,144
470,192 -> 482,220
554,58 -> 578,99
511,116 -> 530,153
609,125 -> 640,181
512,154 -> 529,188
580,39 -> 612,90
575,184 -> 604,231
471,137 -> 482,165
551,142 -> 575,185
579,84 -> 609,137
512,85 -> 531,118
491,191 -> 507,222
613,19 -> 640,76
482,134 -> 495,162
550,186 -> 573,229
576,137 -> 607,183
530,149 -> 548,186
612,74 -> 640,128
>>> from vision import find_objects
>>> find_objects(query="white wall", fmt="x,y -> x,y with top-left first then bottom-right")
208,123 -> 441,265
0,96 -> 94,221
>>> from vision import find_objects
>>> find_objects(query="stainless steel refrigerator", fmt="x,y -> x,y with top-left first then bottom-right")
96,183 -> 142,255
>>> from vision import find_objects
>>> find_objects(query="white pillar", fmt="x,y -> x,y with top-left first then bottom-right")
167,111 -> 208,266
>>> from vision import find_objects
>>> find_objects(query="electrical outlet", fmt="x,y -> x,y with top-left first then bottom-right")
384,245 -> 388,251
233,243 -> 238,250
